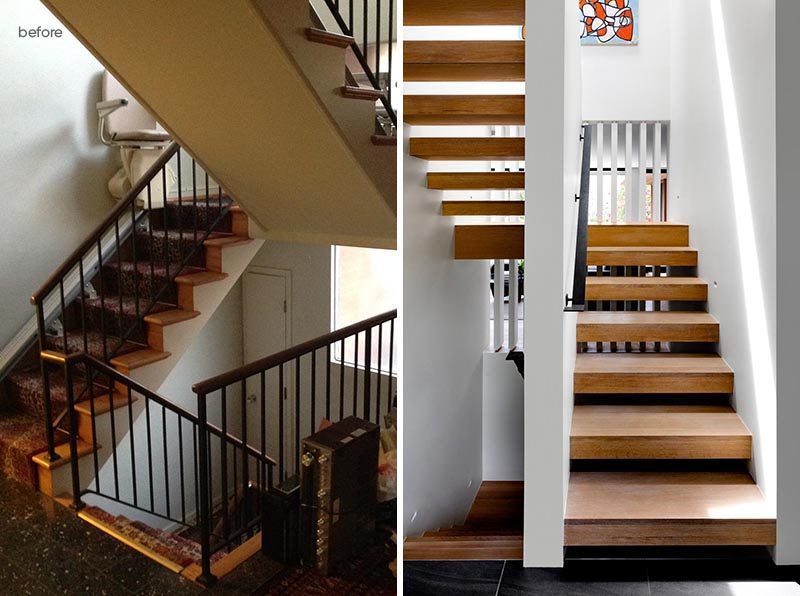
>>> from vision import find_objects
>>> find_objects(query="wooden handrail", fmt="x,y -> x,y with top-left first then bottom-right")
193,309 -> 397,395
31,141 -> 180,305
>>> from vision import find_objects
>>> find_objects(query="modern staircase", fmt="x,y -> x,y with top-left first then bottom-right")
565,222 -> 775,547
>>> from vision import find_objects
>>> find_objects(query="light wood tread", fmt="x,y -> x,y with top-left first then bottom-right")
405,63 -> 524,82
110,348 -> 171,371
454,224 -> 523,260
404,0 -> 525,26
575,352 -> 733,375
571,405 -> 751,460
428,172 -> 524,190
174,270 -> 228,286
411,137 -> 525,160
588,223 -> 689,247
577,311 -> 719,343
404,41 -> 524,64
32,438 -> 97,470
443,200 -> 524,216
75,393 -> 137,416
405,95 -> 524,125
341,85 -> 383,101
588,246 -> 698,266
305,27 -> 353,48
586,277 -> 708,301
203,235 -> 251,248
371,134 -> 397,146
143,309 -> 200,326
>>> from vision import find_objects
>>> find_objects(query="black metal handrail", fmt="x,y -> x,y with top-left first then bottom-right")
565,124 -> 593,313
31,141 -> 233,462
192,309 -> 397,582
320,0 -> 396,128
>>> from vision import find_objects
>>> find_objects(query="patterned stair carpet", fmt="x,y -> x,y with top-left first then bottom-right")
0,199 -> 235,487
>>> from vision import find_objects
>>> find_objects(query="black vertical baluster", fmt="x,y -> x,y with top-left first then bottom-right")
115,221 -> 123,353
325,345 -> 331,421
59,281 -> 68,353
339,338 -> 345,420
349,0 -> 354,33
179,417 -> 186,523
363,327 -> 372,421
196,393 -> 215,585
127,385 -> 138,508
388,0 -> 394,105
79,261 -> 88,355
353,332 -> 359,415
310,350 -> 316,435
147,184 -> 155,306
375,0 -> 381,76
162,407 -> 170,518
97,239 -> 107,360
192,159 -> 198,244
294,357 -> 300,475
232,442 -> 239,537
108,381 -> 120,500
163,169 -> 170,282
89,370 -> 100,491
63,358 -> 83,509
278,364 -> 285,481
240,379 -> 249,531
145,397 -> 155,512
205,172 -> 211,235
260,371 -> 266,495
362,0 -> 368,61
193,424 -> 200,526
177,149 -> 184,267
376,323 -> 383,423
131,202 -> 141,338
388,318 -> 394,412
220,387 -> 229,541
218,182 -> 222,213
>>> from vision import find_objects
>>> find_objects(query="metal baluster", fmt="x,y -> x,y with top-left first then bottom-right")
89,370 -> 99,490
177,149 -> 184,267
163,168 -> 170,281
63,357 -> 84,509
147,184 -> 155,306
115,221 -> 123,352
220,387 -> 229,541
325,345 -> 332,422
260,371 -> 266,493
179,417 -> 186,523
362,0 -> 368,62
97,239 -> 107,361
388,318 -> 394,412
162,407 -> 170,518
79,261 -> 88,355
145,397 -> 155,512
127,384 -> 138,508
279,363 -> 285,481
35,305 -> 58,461
388,0 -> 394,105
109,379 -> 120,500
193,159 -> 199,245
295,357 -> 300,475
339,338 -> 345,419
130,203 -> 141,338
196,393 -> 216,586
376,323 -> 383,423
240,379 -> 249,532
353,332 -> 359,415
310,350 -> 316,434
364,327 -> 372,421
59,281 -> 68,354
375,0 -> 381,76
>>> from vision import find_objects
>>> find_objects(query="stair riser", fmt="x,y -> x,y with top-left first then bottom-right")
574,374 -> 733,394
405,64 -> 525,82
576,325 -> 719,343
134,232 -> 206,266
564,521 -> 776,547
101,266 -> 178,306
149,203 -> 231,233
84,304 -> 151,345
571,437 -> 751,460
588,226 -> 689,247
427,173 -> 524,190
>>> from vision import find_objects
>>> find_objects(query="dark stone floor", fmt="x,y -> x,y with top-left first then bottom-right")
405,559 -> 800,596
0,474 -> 283,595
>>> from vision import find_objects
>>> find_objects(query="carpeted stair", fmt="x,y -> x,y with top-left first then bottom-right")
0,198 -> 237,487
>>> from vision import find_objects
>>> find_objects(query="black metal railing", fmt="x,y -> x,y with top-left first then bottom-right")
31,142 -> 232,462
320,0 -> 396,129
565,124 -> 593,313
51,350 -> 275,586
191,309 -> 396,577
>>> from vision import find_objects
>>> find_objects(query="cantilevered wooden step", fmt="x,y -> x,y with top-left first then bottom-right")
305,27 -> 353,48
405,0 -> 525,25
403,535 -> 522,560
565,471 -> 775,546
577,312 -> 719,343
405,95 -> 524,125
588,246 -> 698,267
586,277 -> 708,302
404,41 -> 524,81
571,405 -> 751,460
411,137 -> 525,161
428,172 -> 524,190
454,224 -> 523,259
442,200 -> 524,217
574,353 -> 734,394
588,224 -> 689,247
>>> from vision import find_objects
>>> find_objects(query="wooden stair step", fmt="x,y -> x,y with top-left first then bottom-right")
576,312 -> 719,343
110,348 -> 171,375
305,27 -> 353,48
574,353 -> 734,394
405,0 -> 525,26
203,235 -> 251,249
32,438 -> 96,471
174,270 -> 228,286
403,536 -> 522,560
405,95 -> 524,125
588,223 -> 689,247
341,85 -> 383,101
74,392 -> 135,417
371,134 -> 397,146
404,40 -> 524,81
588,246 -> 698,266
405,63 -> 524,82
565,471 -> 775,546
586,277 -> 708,302
571,405 -> 751,459
412,137 -> 524,161
454,224 -> 523,259
442,200 -> 524,217
428,172 -> 524,190
143,309 -> 201,327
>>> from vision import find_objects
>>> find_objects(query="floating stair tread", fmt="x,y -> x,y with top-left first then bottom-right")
588,246 -> 698,266
405,95 -> 524,125
428,172 -> 524,190
32,438 -> 96,470
576,311 -> 719,343
404,0 -> 525,26
574,353 -> 734,394
110,348 -> 171,371
203,235 -> 251,248
442,200 -> 524,216
585,277 -> 708,301
404,63 -> 524,82
305,27 -> 353,48
588,223 -> 689,247
341,85 -> 383,101
411,137 -> 525,160
404,41 -> 525,64
142,309 -> 201,326
74,393 -> 136,416
454,224 -> 524,260
174,270 -> 228,286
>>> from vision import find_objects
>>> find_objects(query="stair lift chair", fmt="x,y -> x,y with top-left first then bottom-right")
97,71 -> 175,208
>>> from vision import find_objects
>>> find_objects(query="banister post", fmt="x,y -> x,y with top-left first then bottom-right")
63,354 -> 84,510
35,305 -> 59,463
195,392 -> 216,586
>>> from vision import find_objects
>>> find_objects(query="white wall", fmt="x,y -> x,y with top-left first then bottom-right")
523,0 -> 583,568
482,353 -> 523,481
403,123 -> 487,537
0,0 -> 116,348
669,0 -> 776,516
775,0 -> 800,565
581,0 -> 671,121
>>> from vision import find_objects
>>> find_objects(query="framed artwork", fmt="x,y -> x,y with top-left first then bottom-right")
580,0 -> 639,46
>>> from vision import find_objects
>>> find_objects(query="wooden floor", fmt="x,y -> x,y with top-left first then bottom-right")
403,481 -> 523,560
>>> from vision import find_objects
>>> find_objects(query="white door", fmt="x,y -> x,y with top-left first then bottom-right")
242,268 -> 291,480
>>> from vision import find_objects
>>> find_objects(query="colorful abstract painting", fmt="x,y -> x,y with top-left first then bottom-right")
580,0 -> 639,45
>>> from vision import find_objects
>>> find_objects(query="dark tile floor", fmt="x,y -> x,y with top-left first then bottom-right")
0,474 -> 283,595
405,559 -> 800,596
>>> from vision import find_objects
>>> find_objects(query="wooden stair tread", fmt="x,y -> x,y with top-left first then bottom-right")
74,393 -> 136,416
575,352 -> 733,374
586,277 -> 708,301
405,64 -> 524,82
442,200 -> 524,216
404,41 -> 525,64
428,172 -> 524,190
143,309 -> 201,326
203,235 -> 251,248
341,85 -> 383,101
32,438 -> 96,470
110,348 -> 171,371
577,311 -> 719,343
405,0 -> 525,26
411,137 -> 525,160
174,270 -> 228,286
588,223 -> 689,247
588,246 -> 698,266
405,95 -> 524,125
305,27 -> 353,48
454,224 -> 523,259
